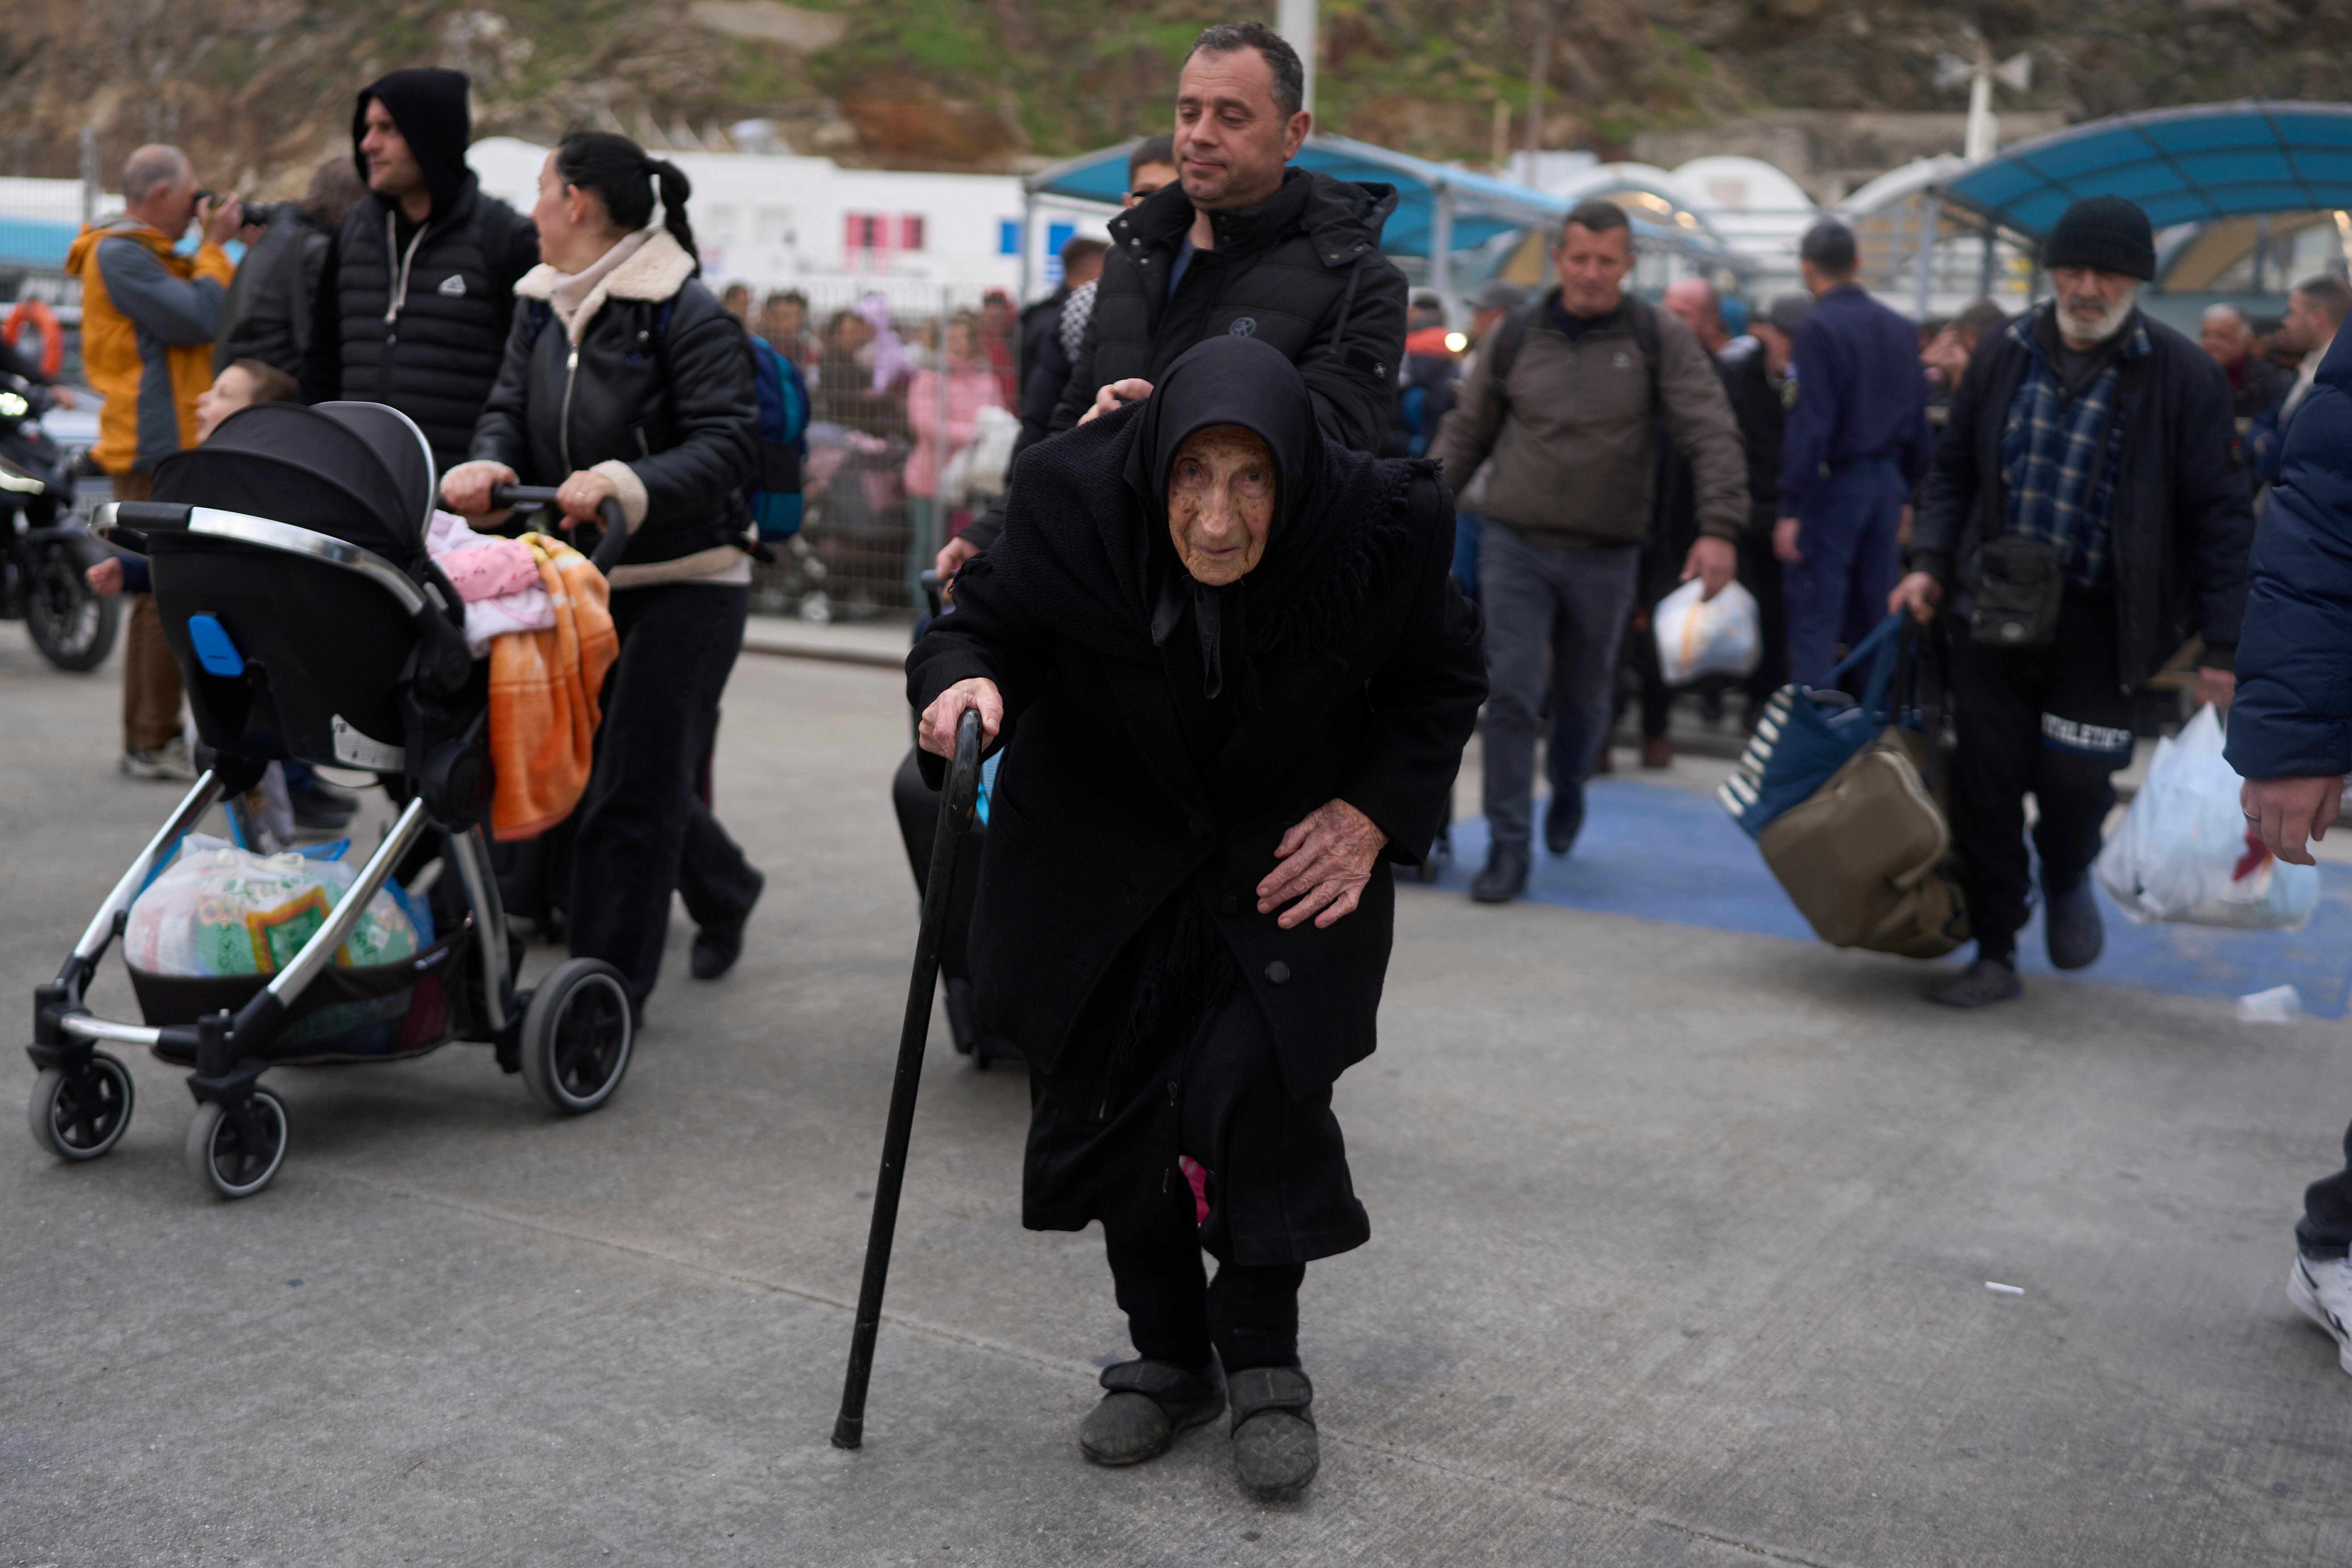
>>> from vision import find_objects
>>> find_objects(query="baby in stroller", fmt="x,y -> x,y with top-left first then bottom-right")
25,399 -> 635,1199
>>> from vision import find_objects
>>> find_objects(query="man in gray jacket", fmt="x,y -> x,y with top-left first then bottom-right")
1432,199 -> 1748,901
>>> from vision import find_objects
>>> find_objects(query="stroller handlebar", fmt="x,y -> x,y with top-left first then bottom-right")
487,485 -> 631,573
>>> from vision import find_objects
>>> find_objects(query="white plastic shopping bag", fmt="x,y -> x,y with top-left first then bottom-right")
2095,705 -> 2320,930
1653,577 -> 1761,686
124,836 -> 419,977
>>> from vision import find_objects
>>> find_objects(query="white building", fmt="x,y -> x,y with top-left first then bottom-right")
467,137 -> 1105,305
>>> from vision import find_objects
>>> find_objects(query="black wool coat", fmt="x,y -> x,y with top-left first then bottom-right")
1911,303 -> 2253,686
908,472 -> 1483,1102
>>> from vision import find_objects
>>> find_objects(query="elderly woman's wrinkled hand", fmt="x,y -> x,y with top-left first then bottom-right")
919,677 -> 1004,759
1257,800 -> 1388,930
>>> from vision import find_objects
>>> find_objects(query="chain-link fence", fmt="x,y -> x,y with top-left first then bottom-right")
743,279 -> 1025,623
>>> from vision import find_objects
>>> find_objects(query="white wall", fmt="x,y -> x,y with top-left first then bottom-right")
468,137 -> 1107,302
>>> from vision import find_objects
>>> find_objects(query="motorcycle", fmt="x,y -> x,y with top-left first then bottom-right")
0,374 -> 116,671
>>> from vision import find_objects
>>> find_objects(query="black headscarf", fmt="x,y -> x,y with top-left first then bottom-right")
354,69 -> 473,220
1128,337 -> 1318,698
968,336 -> 1425,707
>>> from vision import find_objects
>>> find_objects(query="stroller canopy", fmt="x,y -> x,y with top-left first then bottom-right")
150,402 -> 438,562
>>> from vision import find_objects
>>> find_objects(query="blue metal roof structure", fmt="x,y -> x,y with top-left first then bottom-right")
1938,101 -> 2352,238
1022,131 -> 1750,281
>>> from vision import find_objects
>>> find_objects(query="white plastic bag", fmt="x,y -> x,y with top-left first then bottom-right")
124,837 -> 419,977
1653,577 -> 1761,687
2095,705 -> 2320,930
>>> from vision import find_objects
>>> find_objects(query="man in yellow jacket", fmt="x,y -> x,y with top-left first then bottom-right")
66,145 -> 240,780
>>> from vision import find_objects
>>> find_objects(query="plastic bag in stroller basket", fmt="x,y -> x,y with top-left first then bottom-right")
124,839 -> 449,1056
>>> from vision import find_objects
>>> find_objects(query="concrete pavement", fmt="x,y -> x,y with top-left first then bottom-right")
6,626 -> 2352,1566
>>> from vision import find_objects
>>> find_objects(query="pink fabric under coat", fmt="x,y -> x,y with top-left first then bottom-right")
902,362 -> 1005,499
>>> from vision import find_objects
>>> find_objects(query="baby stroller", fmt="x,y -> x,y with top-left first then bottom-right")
25,401 -> 634,1199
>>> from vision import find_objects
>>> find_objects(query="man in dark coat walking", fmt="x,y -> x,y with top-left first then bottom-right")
301,68 -> 539,474
908,338 -> 1483,1500
1896,195 -> 2253,1007
1775,219 -> 1936,688
932,21 -> 1407,580
2228,323 -> 2352,1376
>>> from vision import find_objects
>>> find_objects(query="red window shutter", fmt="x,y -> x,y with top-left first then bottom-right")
900,215 -> 925,252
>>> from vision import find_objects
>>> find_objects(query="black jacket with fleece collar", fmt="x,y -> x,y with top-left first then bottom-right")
468,229 -> 760,583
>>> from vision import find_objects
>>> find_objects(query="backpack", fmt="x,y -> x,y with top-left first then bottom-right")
745,334 -> 810,540
519,299 -> 810,540
1482,291 -> 1662,416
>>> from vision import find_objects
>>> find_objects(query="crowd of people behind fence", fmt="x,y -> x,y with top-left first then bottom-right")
36,12 -> 2352,1507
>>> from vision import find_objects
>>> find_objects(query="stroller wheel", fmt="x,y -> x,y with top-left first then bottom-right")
185,1089 -> 289,1200
27,1052 -> 135,1161
519,959 -> 633,1114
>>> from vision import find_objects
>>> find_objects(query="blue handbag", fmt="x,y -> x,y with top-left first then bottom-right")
1718,612 -> 1915,838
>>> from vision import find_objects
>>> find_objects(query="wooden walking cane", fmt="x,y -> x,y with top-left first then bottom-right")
833,705 -> 984,1449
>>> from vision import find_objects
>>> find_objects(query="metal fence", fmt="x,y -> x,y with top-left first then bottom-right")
743,279 -> 1024,623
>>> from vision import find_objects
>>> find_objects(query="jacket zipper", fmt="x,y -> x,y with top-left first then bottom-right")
558,340 -> 580,472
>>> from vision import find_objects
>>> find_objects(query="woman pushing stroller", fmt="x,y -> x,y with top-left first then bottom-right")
442,131 -> 765,1018
909,337 -> 1485,1498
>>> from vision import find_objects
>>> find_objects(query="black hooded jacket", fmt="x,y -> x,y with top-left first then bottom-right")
956,166 -> 1408,556
908,339 -> 1484,1097
300,69 -> 538,473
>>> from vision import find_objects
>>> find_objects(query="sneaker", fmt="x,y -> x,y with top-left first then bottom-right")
1079,1358 -> 1225,1466
1470,844 -> 1530,904
2289,1254 -> 2352,1375
2043,874 -> 2104,971
120,735 -> 196,781
285,773 -> 359,830
1543,788 -> 1584,856
1228,1366 -> 1319,1499
1925,957 -> 2022,1008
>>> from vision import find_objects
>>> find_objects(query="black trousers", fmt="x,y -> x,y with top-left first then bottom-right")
2299,1127 -> 2352,1258
1108,1231 -> 1306,1374
1948,591 -> 2135,960
569,583 -> 760,1003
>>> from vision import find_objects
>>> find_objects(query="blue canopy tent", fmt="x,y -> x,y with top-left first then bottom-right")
1019,131 -> 1751,313
1923,102 -> 2352,323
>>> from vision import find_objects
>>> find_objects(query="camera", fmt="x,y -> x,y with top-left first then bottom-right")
237,201 -> 293,229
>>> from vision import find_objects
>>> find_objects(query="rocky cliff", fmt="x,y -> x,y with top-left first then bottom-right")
0,0 -> 2341,194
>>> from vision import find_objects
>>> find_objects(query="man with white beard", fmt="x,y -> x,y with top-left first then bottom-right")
1891,195 -> 2254,1007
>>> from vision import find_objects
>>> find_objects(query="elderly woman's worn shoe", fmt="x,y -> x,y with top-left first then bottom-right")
1078,1358 -> 1225,1466
1228,1366 -> 1319,1498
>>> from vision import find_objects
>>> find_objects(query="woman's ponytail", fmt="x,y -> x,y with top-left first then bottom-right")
554,131 -> 699,267
650,158 -> 697,265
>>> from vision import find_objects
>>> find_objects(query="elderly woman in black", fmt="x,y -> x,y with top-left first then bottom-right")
909,336 -> 1484,1499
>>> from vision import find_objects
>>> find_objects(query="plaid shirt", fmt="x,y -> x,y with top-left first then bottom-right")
1998,312 -> 2151,588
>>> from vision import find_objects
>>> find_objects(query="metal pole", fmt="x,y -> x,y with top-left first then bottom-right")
79,123 -> 98,226
1913,194 -> 1939,321
1278,0 -> 1319,121
1524,1 -> 1553,178
1977,223 -> 1997,299
1016,194 -> 1033,307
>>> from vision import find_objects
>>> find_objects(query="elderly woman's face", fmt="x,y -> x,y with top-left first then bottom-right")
1167,424 -> 1275,585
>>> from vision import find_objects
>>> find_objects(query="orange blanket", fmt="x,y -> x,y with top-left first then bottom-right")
488,533 -> 620,841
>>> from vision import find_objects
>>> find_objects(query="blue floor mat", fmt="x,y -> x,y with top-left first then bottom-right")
1410,779 -> 2352,1017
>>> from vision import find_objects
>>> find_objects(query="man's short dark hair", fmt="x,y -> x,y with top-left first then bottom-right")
1061,235 -> 1109,270
1561,199 -> 1631,243
1186,21 -> 1306,119
765,289 -> 808,310
2293,274 -> 2352,327
1800,219 -> 1858,278
1128,133 -> 1177,187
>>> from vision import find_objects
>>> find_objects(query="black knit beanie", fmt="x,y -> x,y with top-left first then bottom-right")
2041,195 -> 2155,282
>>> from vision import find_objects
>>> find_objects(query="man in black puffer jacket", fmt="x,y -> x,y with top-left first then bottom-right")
302,68 -> 538,473
935,20 -> 1406,577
